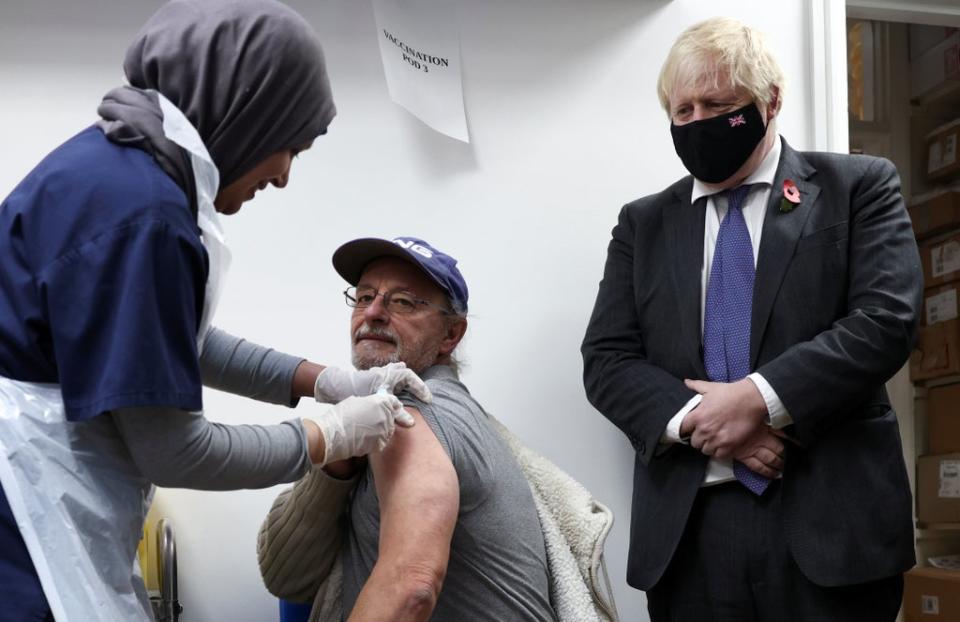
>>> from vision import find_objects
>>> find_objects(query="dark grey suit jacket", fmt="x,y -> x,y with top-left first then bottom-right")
581,140 -> 921,590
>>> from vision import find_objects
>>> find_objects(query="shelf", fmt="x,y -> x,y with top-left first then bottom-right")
912,78 -> 960,113
917,522 -> 960,531
912,374 -> 960,390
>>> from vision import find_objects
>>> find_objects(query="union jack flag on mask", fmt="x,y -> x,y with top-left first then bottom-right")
728,114 -> 746,127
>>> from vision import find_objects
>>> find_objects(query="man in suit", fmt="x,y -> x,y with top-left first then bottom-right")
581,17 -> 921,622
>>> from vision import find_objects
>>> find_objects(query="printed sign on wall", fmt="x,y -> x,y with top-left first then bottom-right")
372,0 -> 469,142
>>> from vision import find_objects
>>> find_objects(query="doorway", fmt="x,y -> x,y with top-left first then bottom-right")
844,3 -> 960,619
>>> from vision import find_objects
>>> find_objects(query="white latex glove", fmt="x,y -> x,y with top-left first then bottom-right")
314,362 -> 432,404
309,393 -> 416,466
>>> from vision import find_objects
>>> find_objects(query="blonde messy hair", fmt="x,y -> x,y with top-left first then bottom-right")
657,17 -> 786,118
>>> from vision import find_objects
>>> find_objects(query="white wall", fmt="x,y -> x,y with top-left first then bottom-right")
0,1 -> 815,620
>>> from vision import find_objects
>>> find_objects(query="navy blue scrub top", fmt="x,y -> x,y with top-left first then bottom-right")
0,126 -> 208,619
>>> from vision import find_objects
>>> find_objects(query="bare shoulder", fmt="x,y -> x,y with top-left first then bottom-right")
370,406 -> 459,505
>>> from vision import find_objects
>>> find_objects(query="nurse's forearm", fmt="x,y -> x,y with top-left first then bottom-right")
292,359 -> 327,401
113,407 -> 312,490
200,326 -> 305,407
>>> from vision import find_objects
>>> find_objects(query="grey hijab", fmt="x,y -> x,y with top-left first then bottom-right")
97,0 -> 335,204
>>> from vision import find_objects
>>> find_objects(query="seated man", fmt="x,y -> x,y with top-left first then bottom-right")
259,237 -> 558,621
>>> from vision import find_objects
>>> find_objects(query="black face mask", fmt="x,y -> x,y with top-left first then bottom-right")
670,102 -> 767,184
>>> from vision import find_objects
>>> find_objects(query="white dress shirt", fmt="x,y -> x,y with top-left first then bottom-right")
661,135 -> 793,485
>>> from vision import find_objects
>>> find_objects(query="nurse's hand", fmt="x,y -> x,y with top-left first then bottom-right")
304,394 -> 416,465
313,362 -> 432,404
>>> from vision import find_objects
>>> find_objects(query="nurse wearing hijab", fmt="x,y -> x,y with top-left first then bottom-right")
0,1 -> 428,620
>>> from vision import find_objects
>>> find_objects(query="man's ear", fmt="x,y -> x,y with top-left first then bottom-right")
767,86 -> 780,121
438,318 -> 467,355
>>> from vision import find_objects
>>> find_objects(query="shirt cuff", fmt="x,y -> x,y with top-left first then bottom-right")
747,372 -> 793,429
660,394 -> 703,444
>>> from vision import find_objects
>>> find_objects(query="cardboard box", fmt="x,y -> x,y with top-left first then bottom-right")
924,282 -> 960,326
927,120 -> 960,182
917,453 -> 960,524
927,384 -> 960,454
921,233 -> 960,288
911,319 -> 960,381
910,191 -> 960,241
904,566 -> 960,622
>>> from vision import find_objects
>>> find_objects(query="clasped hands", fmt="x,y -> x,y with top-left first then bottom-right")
680,378 -> 785,479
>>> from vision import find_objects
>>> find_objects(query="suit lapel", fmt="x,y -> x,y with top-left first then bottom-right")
663,178 -> 708,378
750,141 -> 821,368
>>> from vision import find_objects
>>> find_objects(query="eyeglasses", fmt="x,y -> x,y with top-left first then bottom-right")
343,286 -> 454,316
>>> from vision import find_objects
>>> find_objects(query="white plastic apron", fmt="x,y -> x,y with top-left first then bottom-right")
0,92 -> 229,621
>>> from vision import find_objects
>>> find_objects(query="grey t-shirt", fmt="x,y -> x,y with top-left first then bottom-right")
342,365 -> 557,621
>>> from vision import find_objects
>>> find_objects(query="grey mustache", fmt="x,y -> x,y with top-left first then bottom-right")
354,325 -> 398,343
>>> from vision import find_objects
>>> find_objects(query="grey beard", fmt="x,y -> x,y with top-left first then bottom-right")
350,324 -> 440,375
352,348 -> 401,371
352,324 -> 404,371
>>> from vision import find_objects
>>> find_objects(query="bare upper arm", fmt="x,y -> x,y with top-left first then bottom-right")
369,405 -> 459,582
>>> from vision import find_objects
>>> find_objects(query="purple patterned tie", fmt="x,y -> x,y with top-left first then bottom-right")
702,185 -> 770,495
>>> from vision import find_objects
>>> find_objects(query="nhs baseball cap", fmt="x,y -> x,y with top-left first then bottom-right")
332,237 -> 469,314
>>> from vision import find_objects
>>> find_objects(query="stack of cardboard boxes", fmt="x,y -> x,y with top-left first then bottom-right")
915,384 -> 960,527
903,85 -> 960,618
911,192 -> 960,381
